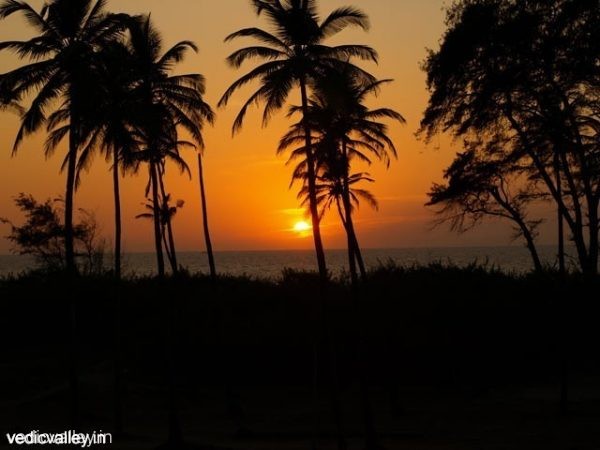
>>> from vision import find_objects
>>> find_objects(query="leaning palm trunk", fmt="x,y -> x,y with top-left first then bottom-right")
162,224 -> 174,272
342,143 -> 367,281
351,231 -> 367,280
335,199 -> 359,284
150,162 -> 165,278
340,191 -> 367,281
197,153 -> 216,280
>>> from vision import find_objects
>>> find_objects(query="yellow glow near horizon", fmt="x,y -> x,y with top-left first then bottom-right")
293,221 -> 312,233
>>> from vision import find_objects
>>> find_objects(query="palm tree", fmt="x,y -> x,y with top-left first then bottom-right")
0,0 -> 128,274
281,70 -> 404,282
219,0 -> 377,283
125,15 -> 214,278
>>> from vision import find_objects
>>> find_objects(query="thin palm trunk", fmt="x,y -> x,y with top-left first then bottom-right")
198,153 -> 217,281
113,147 -> 122,279
65,114 -> 78,274
158,170 -> 178,274
342,186 -> 367,280
162,224 -> 174,271
150,162 -> 165,278
351,232 -> 367,279
336,199 -> 358,285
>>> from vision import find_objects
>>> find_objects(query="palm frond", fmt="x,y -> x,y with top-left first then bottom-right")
320,7 -> 370,38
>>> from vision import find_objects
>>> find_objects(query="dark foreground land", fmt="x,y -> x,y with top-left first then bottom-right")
0,265 -> 599,449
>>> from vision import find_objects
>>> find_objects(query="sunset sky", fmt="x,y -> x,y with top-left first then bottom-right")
0,0 -> 557,254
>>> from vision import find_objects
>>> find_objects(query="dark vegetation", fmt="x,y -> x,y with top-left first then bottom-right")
0,267 -> 599,449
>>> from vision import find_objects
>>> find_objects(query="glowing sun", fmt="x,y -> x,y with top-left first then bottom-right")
293,221 -> 311,233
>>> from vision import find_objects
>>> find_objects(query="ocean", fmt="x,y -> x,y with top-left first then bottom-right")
0,246 -> 563,279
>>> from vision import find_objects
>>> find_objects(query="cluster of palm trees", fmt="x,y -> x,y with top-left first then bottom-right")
220,0 -> 402,285
0,0 -> 215,279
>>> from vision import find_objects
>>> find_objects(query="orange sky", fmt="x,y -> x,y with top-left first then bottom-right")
0,0 -> 555,254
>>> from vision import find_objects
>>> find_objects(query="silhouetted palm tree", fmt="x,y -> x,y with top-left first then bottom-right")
0,0 -> 128,274
125,15 -> 214,278
281,70 -> 403,281
219,0 -> 377,282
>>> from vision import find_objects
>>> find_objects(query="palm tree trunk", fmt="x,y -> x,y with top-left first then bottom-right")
351,232 -> 367,280
300,77 -> 328,282
150,162 -> 165,278
335,199 -> 358,285
65,118 -> 78,274
162,225 -> 174,272
197,153 -> 217,281
340,142 -> 366,280
165,219 -> 178,274
113,148 -> 122,280
157,169 -> 178,274
342,188 -> 366,280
